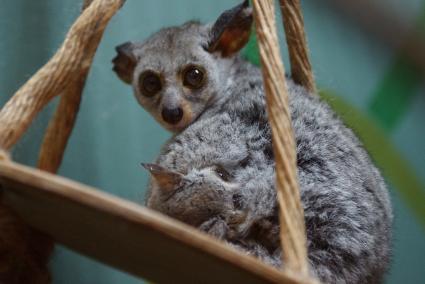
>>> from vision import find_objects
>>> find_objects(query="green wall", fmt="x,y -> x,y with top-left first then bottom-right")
0,1 -> 424,283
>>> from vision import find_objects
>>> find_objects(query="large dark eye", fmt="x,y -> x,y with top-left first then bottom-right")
183,66 -> 205,89
214,165 -> 232,182
139,71 -> 162,97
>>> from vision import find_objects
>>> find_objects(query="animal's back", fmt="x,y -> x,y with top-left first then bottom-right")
289,83 -> 392,283
229,61 -> 393,283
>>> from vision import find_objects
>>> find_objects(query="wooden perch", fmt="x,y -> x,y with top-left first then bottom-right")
0,160 -> 311,284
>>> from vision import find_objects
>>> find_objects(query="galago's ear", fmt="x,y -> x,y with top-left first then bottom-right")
207,0 -> 253,57
142,163 -> 183,193
112,41 -> 137,84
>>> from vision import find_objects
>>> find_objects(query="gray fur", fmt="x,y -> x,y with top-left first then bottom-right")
113,4 -> 253,132
116,3 -> 393,283
147,70 -> 393,283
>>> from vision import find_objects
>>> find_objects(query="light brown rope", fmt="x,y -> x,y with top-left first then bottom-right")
37,76 -> 86,173
0,149 -> 10,161
0,0 -> 125,154
252,0 -> 309,276
279,0 -> 316,93
82,0 -> 94,10
37,0 -> 100,173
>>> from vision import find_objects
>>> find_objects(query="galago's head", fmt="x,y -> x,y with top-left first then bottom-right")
112,1 -> 253,132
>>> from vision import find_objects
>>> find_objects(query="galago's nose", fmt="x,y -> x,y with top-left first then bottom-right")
162,107 -> 183,125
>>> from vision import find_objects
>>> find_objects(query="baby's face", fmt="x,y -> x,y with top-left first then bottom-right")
144,163 -> 246,227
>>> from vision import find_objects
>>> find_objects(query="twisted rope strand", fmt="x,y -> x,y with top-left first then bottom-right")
279,0 -> 316,93
0,0 -> 125,153
37,0 -> 104,173
252,0 -> 309,276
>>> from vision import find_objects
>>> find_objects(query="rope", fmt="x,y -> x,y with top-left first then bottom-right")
82,0 -> 94,10
0,149 -> 10,161
0,0 -> 318,282
0,1 -> 124,283
37,0 -> 99,173
37,78 -> 85,173
279,0 -> 316,93
0,0 -> 125,154
252,0 -> 309,276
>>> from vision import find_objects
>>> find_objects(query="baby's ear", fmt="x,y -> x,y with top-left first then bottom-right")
112,41 -> 137,84
142,163 -> 183,193
207,0 -> 253,57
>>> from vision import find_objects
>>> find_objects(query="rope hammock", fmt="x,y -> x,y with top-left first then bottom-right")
0,0 -> 318,283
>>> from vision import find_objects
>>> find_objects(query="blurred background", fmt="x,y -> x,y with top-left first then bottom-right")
0,0 -> 424,283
